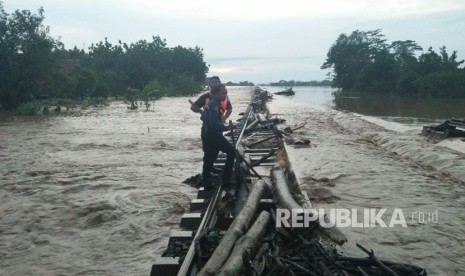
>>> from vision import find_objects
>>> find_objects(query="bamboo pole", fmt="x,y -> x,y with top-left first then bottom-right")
245,117 -> 260,132
198,180 -> 267,276
218,211 -> 271,276
271,164 -> 347,245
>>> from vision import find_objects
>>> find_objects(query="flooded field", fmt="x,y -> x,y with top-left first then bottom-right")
1,86 -> 464,275
0,87 -> 252,276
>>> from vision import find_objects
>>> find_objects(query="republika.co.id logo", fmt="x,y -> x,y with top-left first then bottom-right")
276,208 -> 438,228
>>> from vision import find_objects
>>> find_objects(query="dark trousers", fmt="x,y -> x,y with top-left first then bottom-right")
201,129 -> 235,186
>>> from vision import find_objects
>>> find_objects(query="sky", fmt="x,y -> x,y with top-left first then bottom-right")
3,0 -> 465,83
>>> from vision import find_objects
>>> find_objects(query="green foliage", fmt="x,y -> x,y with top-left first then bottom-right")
14,97 -> 80,115
125,88 -> 140,110
139,80 -> 164,109
16,101 -> 44,115
79,97 -> 108,109
0,4 -> 209,111
0,3 -> 63,109
168,73 -> 203,96
88,97 -> 108,106
125,74 -> 203,101
321,30 -> 387,90
322,29 -> 465,97
413,71 -> 465,97
80,100 -> 90,109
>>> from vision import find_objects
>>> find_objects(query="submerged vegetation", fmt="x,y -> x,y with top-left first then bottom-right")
0,3 -> 208,113
14,97 -> 108,115
322,29 -> 465,97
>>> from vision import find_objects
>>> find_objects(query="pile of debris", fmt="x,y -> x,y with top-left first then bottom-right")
421,119 -> 465,139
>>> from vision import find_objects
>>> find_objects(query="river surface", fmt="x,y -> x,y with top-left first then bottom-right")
1,86 -> 465,275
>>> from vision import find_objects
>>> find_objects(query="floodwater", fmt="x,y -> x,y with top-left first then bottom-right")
263,85 -> 465,154
1,86 -> 464,275
333,91 -> 465,120
262,85 -> 465,120
0,88 -> 252,276
268,93 -> 465,275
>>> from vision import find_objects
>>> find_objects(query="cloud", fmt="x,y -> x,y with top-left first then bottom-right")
4,0 -> 464,83
207,56 -> 328,83
125,0 -> 465,20
7,0 -> 465,23
209,66 -> 240,74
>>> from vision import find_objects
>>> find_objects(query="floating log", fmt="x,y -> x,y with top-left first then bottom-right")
218,211 -> 271,276
271,164 -> 303,210
271,164 -> 347,245
198,179 -> 268,276
421,119 -> 465,139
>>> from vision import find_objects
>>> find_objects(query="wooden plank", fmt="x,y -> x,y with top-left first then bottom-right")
151,257 -> 180,276
180,213 -> 203,230
245,148 -> 278,153
169,231 -> 194,243
189,199 -> 209,211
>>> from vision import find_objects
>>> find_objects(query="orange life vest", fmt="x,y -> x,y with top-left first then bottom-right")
204,96 -> 228,114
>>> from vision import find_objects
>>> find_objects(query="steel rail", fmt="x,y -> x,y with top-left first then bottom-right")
176,104 -> 254,276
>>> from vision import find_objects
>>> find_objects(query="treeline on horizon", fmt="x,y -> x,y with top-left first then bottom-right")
0,4 -> 208,112
221,79 -> 332,87
266,79 -> 332,87
224,81 -> 255,86
322,29 -> 465,97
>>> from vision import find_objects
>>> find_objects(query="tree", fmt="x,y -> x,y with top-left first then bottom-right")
322,29 -> 465,97
0,3 -> 62,108
354,52 -> 399,93
390,40 -> 422,68
122,37 -> 167,90
0,5 -> 209,110
167,46 -> 208,83
321,30 -> 388,89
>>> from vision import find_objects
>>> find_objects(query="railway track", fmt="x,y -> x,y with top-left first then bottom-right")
150,88 -> 428,276
151,89 -> 278,276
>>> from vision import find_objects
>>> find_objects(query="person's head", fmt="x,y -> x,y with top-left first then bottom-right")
209,76 -> 221,90
212,84 -> 227,101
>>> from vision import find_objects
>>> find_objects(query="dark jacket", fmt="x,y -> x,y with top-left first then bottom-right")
200,96 -> 227,134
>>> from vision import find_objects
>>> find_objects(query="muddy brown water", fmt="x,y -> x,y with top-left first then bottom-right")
1,87 -> 464,275
0,88 -> 252,276
270,96 -> 465,276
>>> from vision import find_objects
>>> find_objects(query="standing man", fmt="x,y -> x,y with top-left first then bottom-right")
190,76 -> 232,122
200,84 -> 236,189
